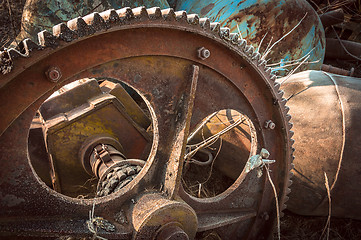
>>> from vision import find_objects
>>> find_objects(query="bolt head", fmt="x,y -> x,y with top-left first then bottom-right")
46,66 -> 62,82
197,47 -> 210,60
264,120 -> 275,129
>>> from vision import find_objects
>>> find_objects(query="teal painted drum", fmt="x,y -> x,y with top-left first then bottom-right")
175,0 -> 325,75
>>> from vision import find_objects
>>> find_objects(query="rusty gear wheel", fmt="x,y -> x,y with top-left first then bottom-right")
0,6 -> 294,240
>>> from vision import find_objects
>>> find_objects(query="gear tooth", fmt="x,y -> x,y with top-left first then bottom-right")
274,82 -> 281,92
7,48 -> 21,59
286,114 -> 292,122
67,17 -> 95,37
286,187 -> 291,195
258,59 -> 267,68
289,131 -> 294,139
147,7 -> 162,19
284,106 -> 290,115
244,45 -> 254,56
132,6 -> 149,20
21,38 -> 40,53
290,163 -> 295,170
187,14 -> 199,25
210,22 -> 220,33
281,203 -> 287,211
229,33 -> 239,44
100,9 -> 120,24
238,39 -> 247,51
270,74 -> 277,82
199,18 -> 210,30
17,40 -> 26,54
263,66 -> 271,76
161,8 -> 176,21
278,90 -> 284,99
219,27 -> 230,39
291,147 -> 295,154
251,52 -> 261,61
38,30 -> 59,48
174,10 -> 187,22
116,7 -> 134,21
280,211 -> 285,218
83,12 -> 107,31
288,178 -> 294,187
288,122 -> 294,131
53,23 -> 77,42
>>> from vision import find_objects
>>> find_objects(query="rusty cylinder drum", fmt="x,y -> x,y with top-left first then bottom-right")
280,70 -> 361,220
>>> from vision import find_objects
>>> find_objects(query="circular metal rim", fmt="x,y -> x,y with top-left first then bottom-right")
0,7 -> 294,239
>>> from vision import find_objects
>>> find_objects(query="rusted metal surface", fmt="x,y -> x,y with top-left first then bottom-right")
319,8 -> 344,28
175,0 -> 326,74
0,7 -> 293,239
100,80 -> 151,129
325,38 -> 361,60
280,70 -> 361,220
321,64 -> 354,76
131,193 -> 197,239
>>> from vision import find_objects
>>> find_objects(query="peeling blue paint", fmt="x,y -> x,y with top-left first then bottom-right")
175,0 -> 325,75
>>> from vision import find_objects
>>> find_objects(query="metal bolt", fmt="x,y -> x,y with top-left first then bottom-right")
197,47 -> 211,60
46,66 -> 62,82
264,120 -> 276,129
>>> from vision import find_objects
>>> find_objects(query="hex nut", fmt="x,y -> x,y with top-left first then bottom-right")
264,120 -> 276,129
197,47 -> 211,60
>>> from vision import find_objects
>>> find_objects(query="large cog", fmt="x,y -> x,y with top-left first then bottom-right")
0,6 -> 294,239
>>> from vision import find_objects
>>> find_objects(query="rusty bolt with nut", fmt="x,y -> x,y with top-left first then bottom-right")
264,120 -> 275,129
46,66 -> 62,82
197,47 -> 210,60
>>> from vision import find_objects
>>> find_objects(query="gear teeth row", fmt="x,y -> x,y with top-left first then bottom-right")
1,6 -> 263,77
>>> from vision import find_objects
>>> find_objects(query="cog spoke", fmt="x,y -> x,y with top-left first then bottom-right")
163,64 -> 199,198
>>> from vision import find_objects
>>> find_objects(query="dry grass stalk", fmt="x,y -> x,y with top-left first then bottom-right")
320,172 -> 331,240
265,164 -> 281,240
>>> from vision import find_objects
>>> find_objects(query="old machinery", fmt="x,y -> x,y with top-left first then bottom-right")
0,6 -> 293,239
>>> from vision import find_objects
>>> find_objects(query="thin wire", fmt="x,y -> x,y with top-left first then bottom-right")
332,26 -> 361,61
261,13 -> 307,60
257,32 -> 268,53
265,164 -> 280,240
200,138 -> 223,185
267,47 -> 316,67
279,55 -> 311,85
322,72 -> 346,191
